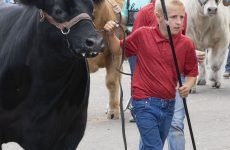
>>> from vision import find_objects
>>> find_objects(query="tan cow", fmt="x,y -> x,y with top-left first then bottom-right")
88,0 -> 124,119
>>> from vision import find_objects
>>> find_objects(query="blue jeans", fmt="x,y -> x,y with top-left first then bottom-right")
167,90 -> 185,150
131,98 -> 175,150
128,56 -> 186,149
225,45 -> 230,72
167,76 -> 185,150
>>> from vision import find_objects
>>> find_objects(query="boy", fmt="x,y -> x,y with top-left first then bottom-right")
104,0 -> 198,149
132,1 -> 205,150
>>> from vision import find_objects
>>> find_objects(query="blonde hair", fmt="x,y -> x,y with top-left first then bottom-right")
155,0 -> 185,15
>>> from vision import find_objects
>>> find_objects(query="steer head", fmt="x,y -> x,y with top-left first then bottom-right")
18,0 -> 105,57
198,0 -> 222,16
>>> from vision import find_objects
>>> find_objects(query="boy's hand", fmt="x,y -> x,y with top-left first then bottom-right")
179,76 -> 197,98
195,50 -> 205,64
178,85 -> 190,98
104,20 -> 119,35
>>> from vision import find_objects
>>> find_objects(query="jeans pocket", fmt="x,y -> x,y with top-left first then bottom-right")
131,99 -> 150,117
166,103 -> 175,118
167,100 -> 175,110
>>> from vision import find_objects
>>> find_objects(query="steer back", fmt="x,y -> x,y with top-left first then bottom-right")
0,0 -> 104,149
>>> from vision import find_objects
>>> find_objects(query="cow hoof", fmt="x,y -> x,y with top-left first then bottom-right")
107,110 -> 120,119
197,79 -> 206,85
212,82 -> 221,88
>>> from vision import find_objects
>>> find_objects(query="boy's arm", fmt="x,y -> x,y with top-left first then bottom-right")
104,20 -> 121,55
178,76 -> 197,98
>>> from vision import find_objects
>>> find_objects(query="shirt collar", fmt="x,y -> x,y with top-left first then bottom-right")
153,25 -> 182,43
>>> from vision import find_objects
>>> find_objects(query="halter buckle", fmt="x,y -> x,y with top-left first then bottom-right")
61,28 -> 70,35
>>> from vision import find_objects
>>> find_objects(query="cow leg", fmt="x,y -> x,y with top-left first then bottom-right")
208,46 -> 227,88
197,56 -> 207,85
105,54 -> 121,119
191,61 -> 207,93
191,50 -> 207,93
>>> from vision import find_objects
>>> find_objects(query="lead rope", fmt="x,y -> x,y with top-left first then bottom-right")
118,22 -> 129,150
160,0 -> 197,150
105,1 -> 130,150
106,0 -> 131,76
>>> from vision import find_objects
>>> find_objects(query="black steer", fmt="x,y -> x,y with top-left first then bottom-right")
0,0 -> 105,149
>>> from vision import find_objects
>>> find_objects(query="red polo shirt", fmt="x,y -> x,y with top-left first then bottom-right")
121,26 -> 198,100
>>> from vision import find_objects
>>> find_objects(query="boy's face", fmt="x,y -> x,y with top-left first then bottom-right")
157,5 -> 185,35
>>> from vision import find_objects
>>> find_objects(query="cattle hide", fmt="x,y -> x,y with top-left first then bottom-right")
0,0 -> 104,149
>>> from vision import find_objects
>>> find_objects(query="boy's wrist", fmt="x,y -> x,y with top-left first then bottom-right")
108,33 -> 117,40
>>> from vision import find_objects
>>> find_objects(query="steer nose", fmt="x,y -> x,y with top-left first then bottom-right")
207,7 -> 217,15
85,36 -> 105,52
85,38 -> 95,47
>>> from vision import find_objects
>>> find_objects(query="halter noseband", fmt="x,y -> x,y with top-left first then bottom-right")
40,10 -> 92,35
